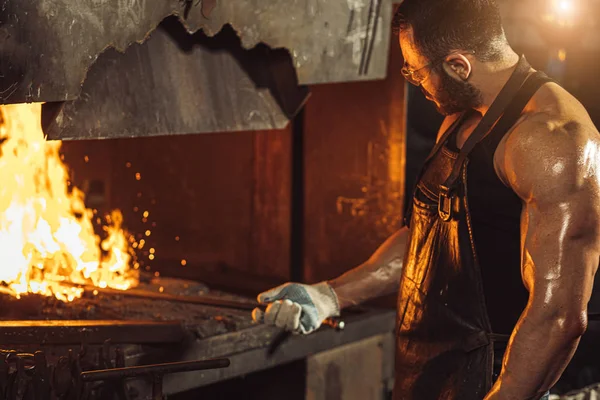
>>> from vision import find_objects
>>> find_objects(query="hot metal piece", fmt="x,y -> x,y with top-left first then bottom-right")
0,320 -> 184,345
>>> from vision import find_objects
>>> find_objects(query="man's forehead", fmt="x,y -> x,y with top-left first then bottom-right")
398,27 -> 428,68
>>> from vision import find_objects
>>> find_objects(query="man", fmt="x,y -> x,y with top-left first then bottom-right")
252,0 -> 600,398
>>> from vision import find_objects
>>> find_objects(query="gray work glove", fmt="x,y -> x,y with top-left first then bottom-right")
553,383 -> 600,399
252,282 -> 340,334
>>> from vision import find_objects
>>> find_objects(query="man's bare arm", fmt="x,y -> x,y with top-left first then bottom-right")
327,114 -> 461,309
485,117 -> 600,399
329,226 -> 410,309
253,227 -> 410,333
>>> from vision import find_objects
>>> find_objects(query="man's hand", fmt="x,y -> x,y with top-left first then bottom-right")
252,282 -> 340,334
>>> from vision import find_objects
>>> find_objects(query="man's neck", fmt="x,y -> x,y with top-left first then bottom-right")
471,51 -> 521,115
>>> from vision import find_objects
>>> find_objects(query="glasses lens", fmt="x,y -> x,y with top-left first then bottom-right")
401,68 -> 420,86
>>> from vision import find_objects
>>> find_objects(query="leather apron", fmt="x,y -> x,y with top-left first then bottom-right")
393,58 -> 553,400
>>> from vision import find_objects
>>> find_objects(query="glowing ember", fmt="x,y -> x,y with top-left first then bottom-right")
0,103 -> 138,302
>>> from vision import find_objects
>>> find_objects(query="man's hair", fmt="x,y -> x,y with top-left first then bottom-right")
393,0 -> 507,62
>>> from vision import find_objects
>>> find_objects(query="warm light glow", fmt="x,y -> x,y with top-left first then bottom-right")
543,0 -> 579,27
0,103 -> 138,302
559,0 -> 571,11
135,173 -> 141,181
143,211 -> 149,218
558,48 -> 567,61
547,0 -> 577,24
181,259 -> 187,266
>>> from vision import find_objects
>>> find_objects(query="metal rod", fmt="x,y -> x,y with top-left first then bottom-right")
80,359 -> 231,382
79,285 -> 259,311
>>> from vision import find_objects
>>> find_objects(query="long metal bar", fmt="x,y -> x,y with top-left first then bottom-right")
80,359 -> 230,382
0,320 -> 184,345
81,285 -> 258,311
83,285 -> 345,330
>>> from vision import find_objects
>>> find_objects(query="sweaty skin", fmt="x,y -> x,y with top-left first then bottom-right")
329,227 -> 409,309
483,83 -> 600,399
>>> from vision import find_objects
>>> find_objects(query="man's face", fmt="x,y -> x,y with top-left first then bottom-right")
398,27 -> 482,115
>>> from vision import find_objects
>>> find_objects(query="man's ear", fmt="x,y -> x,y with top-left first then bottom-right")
442,53 -> 472,81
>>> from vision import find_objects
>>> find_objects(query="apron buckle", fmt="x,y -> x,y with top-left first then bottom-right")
438,185 -> 454,222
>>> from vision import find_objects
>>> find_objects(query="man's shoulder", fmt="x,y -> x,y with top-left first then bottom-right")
499,78 -> 598,171
499,110 -> 600,201
505,110 -> 597,162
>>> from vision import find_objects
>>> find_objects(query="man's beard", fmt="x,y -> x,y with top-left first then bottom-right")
427,69 -> 483,116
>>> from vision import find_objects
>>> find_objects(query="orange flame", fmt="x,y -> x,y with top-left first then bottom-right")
0,103 -> 138,302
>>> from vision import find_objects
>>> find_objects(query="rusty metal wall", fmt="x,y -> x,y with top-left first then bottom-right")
303,32 -> 406,286
0,0 -> 393,105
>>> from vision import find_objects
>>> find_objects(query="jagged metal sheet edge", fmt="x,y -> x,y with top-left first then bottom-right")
0,0 -> 392,104
44,21 -> 307,140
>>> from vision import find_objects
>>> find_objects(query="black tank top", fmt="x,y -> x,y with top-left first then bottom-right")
445,114 -> 528,335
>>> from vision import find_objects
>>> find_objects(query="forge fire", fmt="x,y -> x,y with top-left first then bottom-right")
0,104 -> 138,302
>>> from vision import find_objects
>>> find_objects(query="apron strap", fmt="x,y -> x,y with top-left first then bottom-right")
486,71 -> 554,142
404,112 -> 470,226
438,56 -> 535,221
440,56 -> 532,192
424,111 -> 470,165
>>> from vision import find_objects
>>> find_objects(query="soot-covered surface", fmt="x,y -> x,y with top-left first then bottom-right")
0,275 -> 257,340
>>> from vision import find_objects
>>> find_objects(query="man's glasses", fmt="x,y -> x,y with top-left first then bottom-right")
401,52 -> 474,86
401,59 -> 441,86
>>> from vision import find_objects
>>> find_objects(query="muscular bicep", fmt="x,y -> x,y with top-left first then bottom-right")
520,188 -> 599,314
504,118 -> 600,317
485,119 -> 600,399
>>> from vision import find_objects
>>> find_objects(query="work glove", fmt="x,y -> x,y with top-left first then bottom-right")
252,282 -> 340,334
555,383 -> 600,399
